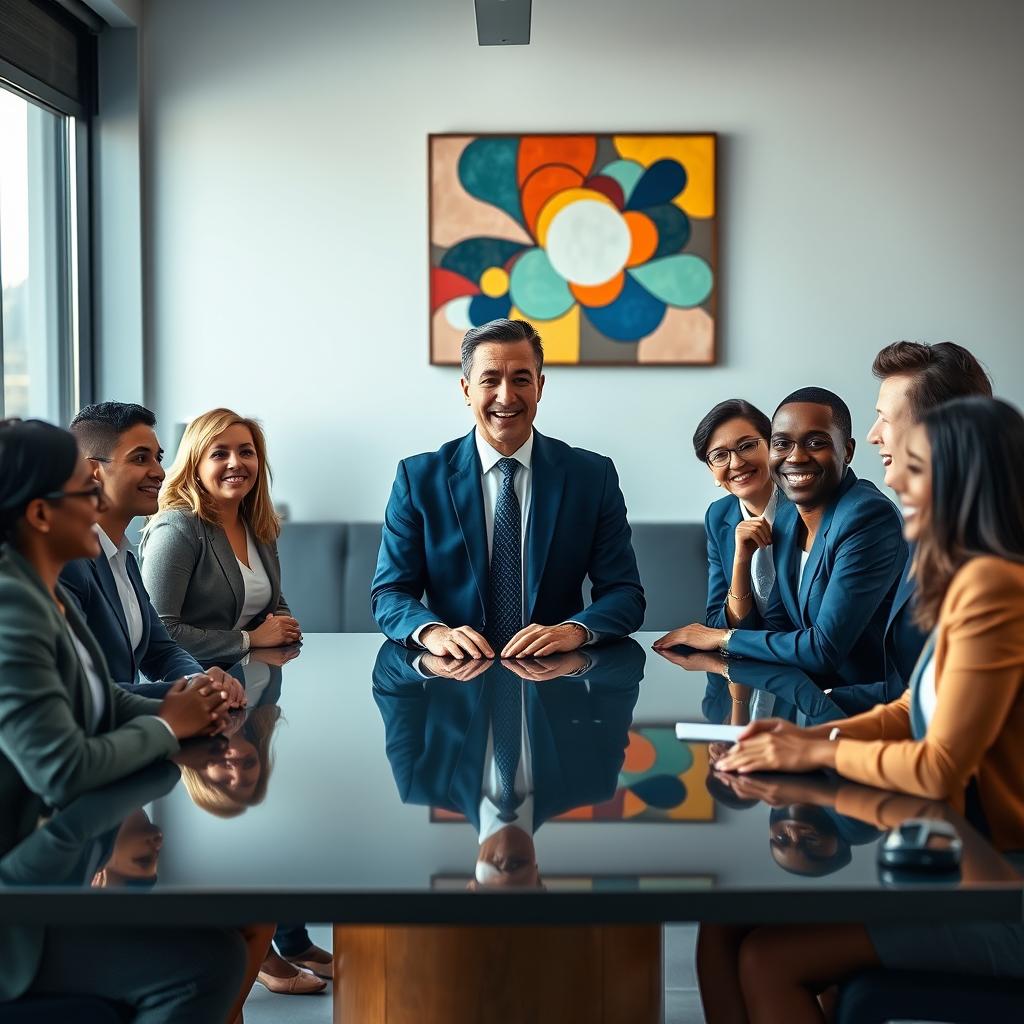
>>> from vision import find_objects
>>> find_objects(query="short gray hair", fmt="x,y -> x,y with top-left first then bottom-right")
461,319 -> 544,379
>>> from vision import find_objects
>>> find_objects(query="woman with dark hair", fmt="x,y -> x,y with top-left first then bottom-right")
701,397 -> 1024,1023
0,419 -> 252,1020
686,399 -> 780,629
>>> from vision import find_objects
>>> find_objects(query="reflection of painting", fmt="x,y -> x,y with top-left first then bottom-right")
432,874 -> 716,891
431,727 -> 715,824
429,133 -> 717,366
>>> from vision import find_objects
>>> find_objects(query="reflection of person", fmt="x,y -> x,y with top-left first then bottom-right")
832,341 -> 994,712
371,318 -> 644,661
60,402 -> 244,705
373,638 -> 643,887
657,388 -> 907,696
0,761 -> 258,1020
705,397 -> 1024,1019
690,399 -> 783,629
91,808 -> 163,888
140,408 -> 301,663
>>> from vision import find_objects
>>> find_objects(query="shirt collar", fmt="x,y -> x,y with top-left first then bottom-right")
739,485 -> 779,526
475,429 -> 534,476
94,525 -> 131,562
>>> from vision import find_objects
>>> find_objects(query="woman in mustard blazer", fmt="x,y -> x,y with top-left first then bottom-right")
698,397 -> 1024,1023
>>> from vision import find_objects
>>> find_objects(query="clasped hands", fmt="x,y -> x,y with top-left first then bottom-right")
158,667 -> 247,740
420,621 -> 587,660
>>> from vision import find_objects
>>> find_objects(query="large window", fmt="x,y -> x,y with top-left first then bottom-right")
0,82 -> 80,422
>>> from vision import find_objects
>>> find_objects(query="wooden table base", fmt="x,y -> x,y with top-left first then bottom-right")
333,924 -> 662,1024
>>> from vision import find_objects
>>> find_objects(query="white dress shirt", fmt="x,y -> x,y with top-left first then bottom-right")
739,487 -> 779,615
233,528 -> 273,630
918,648 -> 938,727
95,526 -> 144,652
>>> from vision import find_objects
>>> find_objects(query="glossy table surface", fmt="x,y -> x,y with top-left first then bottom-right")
1,634 -> 1021,926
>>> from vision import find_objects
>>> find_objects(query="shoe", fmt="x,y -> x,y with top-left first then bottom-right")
284,945 -> 334,980
256,968 -> 327,994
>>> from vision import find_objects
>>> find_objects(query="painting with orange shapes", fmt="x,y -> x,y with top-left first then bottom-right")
430,727 -> 716,825
429,133 -> 718,366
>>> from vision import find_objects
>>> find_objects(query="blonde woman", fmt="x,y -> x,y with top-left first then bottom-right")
140,409 -> 301,663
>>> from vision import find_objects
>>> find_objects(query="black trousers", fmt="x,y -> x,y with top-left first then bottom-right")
25,925 -> 246,1024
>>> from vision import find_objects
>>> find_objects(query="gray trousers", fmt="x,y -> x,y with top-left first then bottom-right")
24,925 -> 246,1024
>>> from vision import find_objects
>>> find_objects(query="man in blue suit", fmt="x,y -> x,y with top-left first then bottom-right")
657,389 -> 907,699
61,403 -> 243,703
371,318 -> 645,658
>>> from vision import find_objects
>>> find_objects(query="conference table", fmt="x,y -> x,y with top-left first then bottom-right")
2,633 -> 1021,1023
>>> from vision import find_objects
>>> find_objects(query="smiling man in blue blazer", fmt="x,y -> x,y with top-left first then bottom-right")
658,388 -> 907,700
61,403 -> 242,703
371,318 -> 645,659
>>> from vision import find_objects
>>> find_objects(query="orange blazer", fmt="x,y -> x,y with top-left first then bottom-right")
833,556 -> 1024,851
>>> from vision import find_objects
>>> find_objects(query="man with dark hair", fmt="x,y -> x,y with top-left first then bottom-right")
62,402 -> 243,702
857,340 -> 994,704
657,388 -> 907,698
372,318 -> 645,658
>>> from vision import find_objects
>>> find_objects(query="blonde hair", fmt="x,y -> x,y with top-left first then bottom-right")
180,705 -> 281,818
156,408 -> 280,543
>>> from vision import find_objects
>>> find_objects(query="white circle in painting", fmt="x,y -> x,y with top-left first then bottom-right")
545,200 -> 632,287
444,295 -> 474,330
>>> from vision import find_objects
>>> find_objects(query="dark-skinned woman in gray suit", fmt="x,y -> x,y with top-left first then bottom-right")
0,418 -> 252,1021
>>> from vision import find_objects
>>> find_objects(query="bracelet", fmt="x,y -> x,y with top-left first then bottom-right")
718,628 -> 735,657
728,588 -> 752,601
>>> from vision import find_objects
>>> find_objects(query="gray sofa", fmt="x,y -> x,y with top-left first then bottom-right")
276,522 -> 708,633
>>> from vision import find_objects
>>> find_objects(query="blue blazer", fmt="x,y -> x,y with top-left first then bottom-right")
727,470 -> 907,685
371,430 -> 645,644
60,549 -> 203,693
703,490 -> 792,629
828,545 -> 929,714
372,639 -> 642,830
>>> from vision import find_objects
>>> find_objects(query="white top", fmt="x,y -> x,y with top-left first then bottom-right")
478,681 -> 535,845
799,549 -> 810,585
739,487 -> 779,615
65,625 -> 107,732
95,525 -> 144,652
233,528 -> 272,630
918,648 -> 938,727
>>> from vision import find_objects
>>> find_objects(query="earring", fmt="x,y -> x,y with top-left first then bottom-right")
715,480 -> 723,487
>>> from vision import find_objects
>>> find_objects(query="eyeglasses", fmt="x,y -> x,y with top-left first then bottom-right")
42,483 -> 106,506
706,438 -> 764,468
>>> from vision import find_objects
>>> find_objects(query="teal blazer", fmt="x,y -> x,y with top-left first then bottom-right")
0,546 -> 178,999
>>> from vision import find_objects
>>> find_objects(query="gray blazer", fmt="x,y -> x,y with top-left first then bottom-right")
0,547 -> 178,1000
139,509 -> 290,663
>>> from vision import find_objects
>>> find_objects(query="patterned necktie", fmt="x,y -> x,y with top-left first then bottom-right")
487,457 -> 523,653
490,663 -> 524,823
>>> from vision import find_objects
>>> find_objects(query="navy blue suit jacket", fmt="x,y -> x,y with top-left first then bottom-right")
727,470 -> 907,686
703,491 -> 793,629
828,545 -> 928,714
372,639 -> 643,830
61,549 -> 203,695
371,430 -> 645,644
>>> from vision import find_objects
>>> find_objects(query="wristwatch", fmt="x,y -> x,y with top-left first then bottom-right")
718,628 -> 735,656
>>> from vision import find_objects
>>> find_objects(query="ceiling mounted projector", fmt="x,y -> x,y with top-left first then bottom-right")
475,0 -> 532,46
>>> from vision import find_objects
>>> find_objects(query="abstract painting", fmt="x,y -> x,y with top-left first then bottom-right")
429,133 -> 717,366
430,728 -> 715,824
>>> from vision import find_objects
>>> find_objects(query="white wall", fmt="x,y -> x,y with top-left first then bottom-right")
140,0 -> 1024,522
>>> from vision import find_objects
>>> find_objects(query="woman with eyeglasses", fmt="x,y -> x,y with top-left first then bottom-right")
656,389 -> 907,707
699,397 -> 1024,1023
0,418 -> 250,1020
664,399 -> 781,633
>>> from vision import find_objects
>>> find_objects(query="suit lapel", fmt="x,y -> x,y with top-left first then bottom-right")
797,470 -> 857,615
525,432 -> 565,622
449,680 -> 491,816
255,538 -> 282,613
93,553 -> 131,646
887,545 -> 916,630
61,586 -> 115,732
125,552 -> 150,656
206,522 -> 245,624
447,432 -> 489,619
771,500 -> 803,624
722,498 -> 742,577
